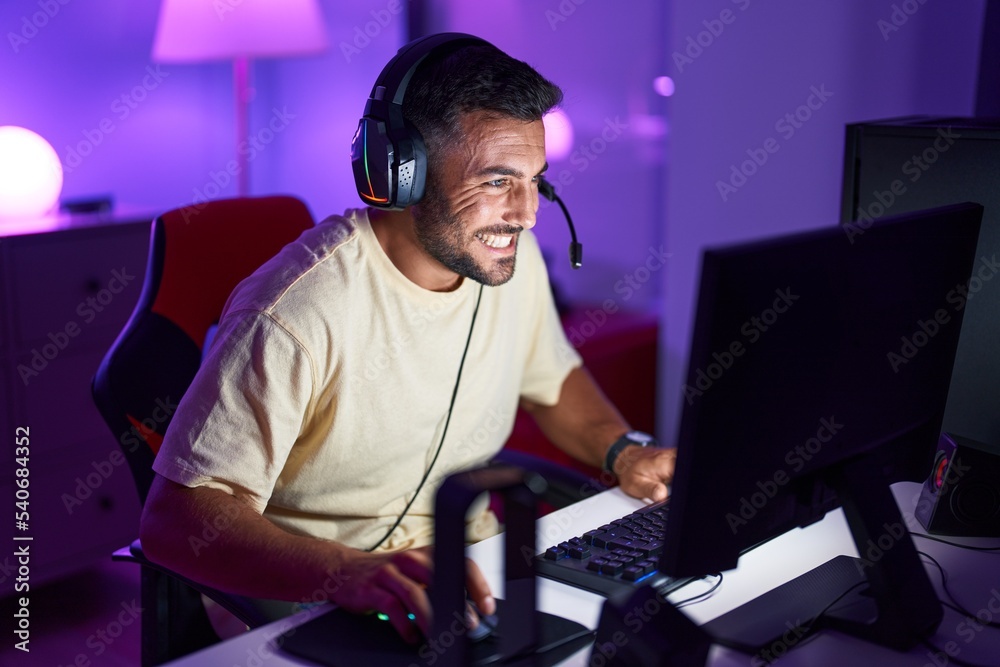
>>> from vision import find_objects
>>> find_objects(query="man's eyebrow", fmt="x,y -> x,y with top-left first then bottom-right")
474,163 -> 550,179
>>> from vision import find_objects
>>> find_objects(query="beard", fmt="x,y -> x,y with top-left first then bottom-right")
413,188 -> 519,287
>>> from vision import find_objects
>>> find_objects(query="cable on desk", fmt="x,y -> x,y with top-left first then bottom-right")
913,532 -> 1000,552
916,551 -> 1000,667
671,573 -> 723,608
920,551 -> 1000,630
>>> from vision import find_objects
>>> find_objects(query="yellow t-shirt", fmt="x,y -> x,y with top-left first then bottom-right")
153,208 -> 581,552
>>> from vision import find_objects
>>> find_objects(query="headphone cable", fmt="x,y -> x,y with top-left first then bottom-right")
367,283 -> 485,552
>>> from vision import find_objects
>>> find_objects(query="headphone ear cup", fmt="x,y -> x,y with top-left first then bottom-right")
351,116 -> 393,207
392,120 -> 427,208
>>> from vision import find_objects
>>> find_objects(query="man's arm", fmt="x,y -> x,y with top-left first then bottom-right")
139,474 -> 493,643
519,366 -> 676,502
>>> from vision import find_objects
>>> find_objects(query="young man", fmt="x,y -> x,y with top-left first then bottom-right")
140,35 -> 676,643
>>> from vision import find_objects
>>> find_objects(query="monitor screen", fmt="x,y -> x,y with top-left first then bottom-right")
840,116 -> 1000,449
659,202 -> 983,652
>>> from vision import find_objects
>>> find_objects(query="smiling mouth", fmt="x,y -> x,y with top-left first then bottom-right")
475,231 -> 515,249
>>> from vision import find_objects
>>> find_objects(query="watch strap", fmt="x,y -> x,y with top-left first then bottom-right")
603,431 -> 657,474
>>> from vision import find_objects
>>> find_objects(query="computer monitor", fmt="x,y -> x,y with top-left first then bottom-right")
658,202 -> 984,654
840,116 -> 1000,450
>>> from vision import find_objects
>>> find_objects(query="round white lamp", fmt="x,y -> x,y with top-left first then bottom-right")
0,126 -> 63,220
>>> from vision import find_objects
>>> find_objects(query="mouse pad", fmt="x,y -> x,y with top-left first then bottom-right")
278,598 -> 594,667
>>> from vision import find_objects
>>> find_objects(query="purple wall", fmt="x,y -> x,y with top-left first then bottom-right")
1,0 -> 666,312
661,1 -> 986,438
4,1 -> 988,444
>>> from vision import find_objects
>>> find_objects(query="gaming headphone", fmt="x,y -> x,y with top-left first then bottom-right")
350,32 -> 583,268
351,32 -> 485,209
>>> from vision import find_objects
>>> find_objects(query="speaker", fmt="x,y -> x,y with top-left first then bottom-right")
915,432 -> 1000,536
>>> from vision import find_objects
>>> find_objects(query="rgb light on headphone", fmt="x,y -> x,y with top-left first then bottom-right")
358,122 -> 389,204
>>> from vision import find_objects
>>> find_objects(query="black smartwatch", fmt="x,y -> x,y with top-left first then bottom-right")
603,431 -> 657,474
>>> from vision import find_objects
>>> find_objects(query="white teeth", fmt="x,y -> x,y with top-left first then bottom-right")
477,233 -> 512,249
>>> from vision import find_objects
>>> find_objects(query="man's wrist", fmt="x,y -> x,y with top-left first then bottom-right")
603,431 -> 657,474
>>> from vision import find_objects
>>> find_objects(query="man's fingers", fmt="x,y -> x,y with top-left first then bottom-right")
377,593 -> 423,644
643,481 -> 668,503
464,557 -> 495,615
377,565 -> 433,637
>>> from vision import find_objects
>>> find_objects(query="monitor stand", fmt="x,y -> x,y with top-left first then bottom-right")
704,455 -> 942,656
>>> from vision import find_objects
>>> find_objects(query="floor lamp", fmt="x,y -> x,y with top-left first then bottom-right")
152,0 -> 327,196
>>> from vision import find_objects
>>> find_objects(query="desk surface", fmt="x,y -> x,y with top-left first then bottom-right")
165,482 -> 1000,666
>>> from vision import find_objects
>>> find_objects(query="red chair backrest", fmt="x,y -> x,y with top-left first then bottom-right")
92,195 -> 315,502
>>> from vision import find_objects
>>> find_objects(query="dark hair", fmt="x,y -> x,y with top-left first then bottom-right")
403,43 -> 563,161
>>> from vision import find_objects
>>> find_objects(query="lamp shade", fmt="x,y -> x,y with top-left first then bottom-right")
152,0 -> 327,62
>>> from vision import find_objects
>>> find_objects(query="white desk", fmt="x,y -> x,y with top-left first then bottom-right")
164,482 -> 1000,666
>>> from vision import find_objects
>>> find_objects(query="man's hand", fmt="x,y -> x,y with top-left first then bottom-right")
613,446 -> 677,503
330,546 -> 495,644
140,476 -> 494,645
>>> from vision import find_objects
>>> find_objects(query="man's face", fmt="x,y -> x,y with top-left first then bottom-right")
413,110 -> 547,287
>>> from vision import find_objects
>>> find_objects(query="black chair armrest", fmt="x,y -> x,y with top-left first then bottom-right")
490,449 -> 607,509
115,539 -> 272,629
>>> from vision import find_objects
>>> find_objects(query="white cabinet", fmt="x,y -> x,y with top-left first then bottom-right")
0,213 -> 151,595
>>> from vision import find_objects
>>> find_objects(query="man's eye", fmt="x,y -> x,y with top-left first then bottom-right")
487,179 -> 507,187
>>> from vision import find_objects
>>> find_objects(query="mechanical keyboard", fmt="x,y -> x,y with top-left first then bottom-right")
534,499 -> 690,597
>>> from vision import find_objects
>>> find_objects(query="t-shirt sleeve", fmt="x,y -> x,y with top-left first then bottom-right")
152,309 -> 315,513
518,235 -> 582,406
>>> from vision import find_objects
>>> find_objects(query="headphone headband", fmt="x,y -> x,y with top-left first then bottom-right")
351,33 -> 490,209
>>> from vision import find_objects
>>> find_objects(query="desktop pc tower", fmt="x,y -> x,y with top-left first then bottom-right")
841,117 -> 1000,537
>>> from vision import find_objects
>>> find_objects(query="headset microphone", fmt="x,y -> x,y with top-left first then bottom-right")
539,177 -> 583,269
